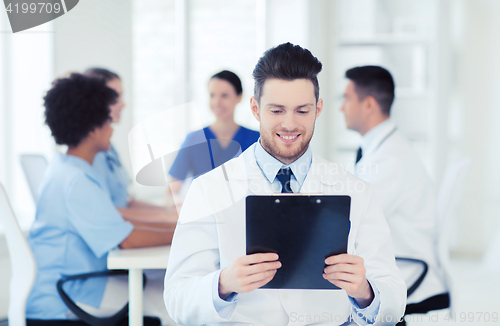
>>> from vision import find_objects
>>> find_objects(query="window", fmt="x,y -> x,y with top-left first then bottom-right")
0,14 -> 54,230
131,0 -> 260,198
189,0 -> 259,131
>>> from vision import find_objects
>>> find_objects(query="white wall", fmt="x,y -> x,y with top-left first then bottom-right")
451,0 -> 500,256
306,0 -> 337,161
265,0 -> 309,49
264,0 -> 336,160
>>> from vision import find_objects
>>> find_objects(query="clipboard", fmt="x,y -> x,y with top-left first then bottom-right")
246,195 -> 351,290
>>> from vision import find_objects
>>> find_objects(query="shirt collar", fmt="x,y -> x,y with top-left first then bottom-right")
361,119 -> 396,156
254,138 -> 312,187
58,153 -> 106,188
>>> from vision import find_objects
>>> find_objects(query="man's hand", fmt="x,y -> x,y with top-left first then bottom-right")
219,253 -> 281,300
323,254 -> 374,308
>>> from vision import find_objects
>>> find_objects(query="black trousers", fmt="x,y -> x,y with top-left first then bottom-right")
396,293 -> 450,326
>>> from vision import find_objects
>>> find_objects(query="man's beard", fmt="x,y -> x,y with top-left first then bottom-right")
260,127 -> 314,164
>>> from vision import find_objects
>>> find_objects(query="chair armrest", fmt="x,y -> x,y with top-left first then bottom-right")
395,257 -> 429,297
56,270 -> 147,326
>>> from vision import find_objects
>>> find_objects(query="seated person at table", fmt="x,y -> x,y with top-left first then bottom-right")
168,70 -> 259,194
25,73 -> 175,323
85,67 -> 178,223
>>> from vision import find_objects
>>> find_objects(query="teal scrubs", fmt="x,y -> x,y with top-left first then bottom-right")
26,153 -> 134,319
93,144 -> 130,208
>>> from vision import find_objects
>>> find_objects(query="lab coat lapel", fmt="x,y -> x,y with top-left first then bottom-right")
226,144 -> 274,196
217,145 -> 273,267
300,154 -> 334,194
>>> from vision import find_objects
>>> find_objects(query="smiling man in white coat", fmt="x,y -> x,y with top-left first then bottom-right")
164,43 -> 406,326
340,66 -> 449,321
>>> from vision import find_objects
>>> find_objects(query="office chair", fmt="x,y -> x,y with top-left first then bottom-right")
19,155 -> 48,203
0,184 -> 160,326
396,157 -> 472,325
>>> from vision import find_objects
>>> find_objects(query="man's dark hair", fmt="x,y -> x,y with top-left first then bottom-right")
84,67 -> 120,83
211,70 -> 243,95
44,73 -> 118,147
345,66 -> 395,116
252,42 -> 322,103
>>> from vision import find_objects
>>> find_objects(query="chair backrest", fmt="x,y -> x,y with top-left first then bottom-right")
435,157 -> 472,312
0,183 -> 37,326
19,154 -> 48,203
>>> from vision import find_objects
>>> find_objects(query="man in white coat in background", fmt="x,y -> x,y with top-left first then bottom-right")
164,43 -> 406,326
340,66 -> 449,322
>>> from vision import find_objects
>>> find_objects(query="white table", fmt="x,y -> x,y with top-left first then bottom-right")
107,245 -> 171,326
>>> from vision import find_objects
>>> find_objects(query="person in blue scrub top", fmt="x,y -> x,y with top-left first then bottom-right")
26,73 -> 175,322
85,68 -> 178,221
85,68 -> 129,208
168,70 -> 260,194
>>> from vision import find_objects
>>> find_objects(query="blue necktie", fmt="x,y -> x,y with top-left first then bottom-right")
355,147 -> 363,165
276,168 -> 293,193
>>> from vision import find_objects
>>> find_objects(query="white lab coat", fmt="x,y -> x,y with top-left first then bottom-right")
354,121 -> 447,304
164,144 -> 406,325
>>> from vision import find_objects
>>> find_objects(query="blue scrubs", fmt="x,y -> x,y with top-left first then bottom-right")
169,126 -> 259,181
93,144 -> 130,208
26,153 -> 134,320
